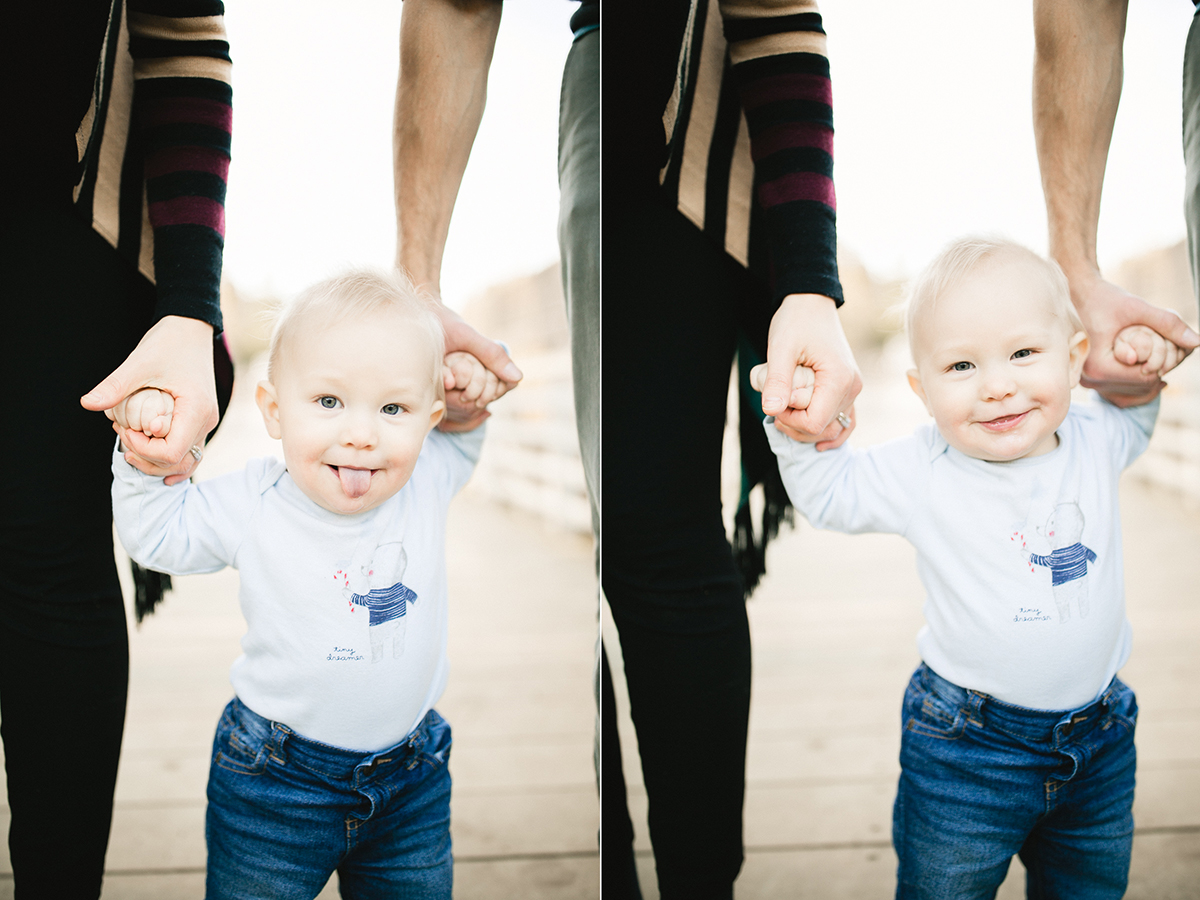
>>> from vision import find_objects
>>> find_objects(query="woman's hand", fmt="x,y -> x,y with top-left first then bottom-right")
81,316 -> 218,484
759,293 -> 861,449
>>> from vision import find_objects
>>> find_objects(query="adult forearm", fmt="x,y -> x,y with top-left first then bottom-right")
128,0 -> 233,328
719,0 -> 841,305
1033,0 -> 1128,280
393,0 -> 501,295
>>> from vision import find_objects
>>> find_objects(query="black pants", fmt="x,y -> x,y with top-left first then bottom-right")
602,190 -> 760,900
1,199 -> 148,898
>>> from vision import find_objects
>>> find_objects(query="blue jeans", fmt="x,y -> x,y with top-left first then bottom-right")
205,698 -> 453,900
894,664 -> 1137,900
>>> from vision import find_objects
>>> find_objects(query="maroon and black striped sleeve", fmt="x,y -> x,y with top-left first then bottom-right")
128,0 -> 232,329
722,5 -> 841,305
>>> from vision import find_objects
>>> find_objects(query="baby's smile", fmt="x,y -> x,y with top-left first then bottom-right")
978,411 -> 1030,431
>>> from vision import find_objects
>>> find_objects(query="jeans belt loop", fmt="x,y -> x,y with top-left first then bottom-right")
1100,681 -> 1116,711
267,722 -> 290,764
966,690 -> 986,727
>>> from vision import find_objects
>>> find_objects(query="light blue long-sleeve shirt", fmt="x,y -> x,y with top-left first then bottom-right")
766,397 -> 1158,710
113,428 -> 483,752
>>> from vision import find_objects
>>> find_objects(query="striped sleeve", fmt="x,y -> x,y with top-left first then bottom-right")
719,2 -> 840,304
128,0 -> 232,328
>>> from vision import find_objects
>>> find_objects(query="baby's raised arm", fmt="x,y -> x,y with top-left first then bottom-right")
111,387 -> 175,439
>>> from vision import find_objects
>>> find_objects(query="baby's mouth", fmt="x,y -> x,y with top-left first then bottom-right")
331,466 -> 373,498
979,411 -> 1028,431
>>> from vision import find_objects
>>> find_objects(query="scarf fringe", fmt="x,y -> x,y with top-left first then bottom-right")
131,561 -> 172,623
732,467 -> 794,599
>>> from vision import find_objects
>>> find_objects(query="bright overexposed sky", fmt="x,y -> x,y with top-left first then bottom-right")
826,1 -> 1195,280
222,1 -> 1195,307
221,1 -> 574,308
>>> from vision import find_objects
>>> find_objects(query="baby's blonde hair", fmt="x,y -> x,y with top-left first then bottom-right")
267,269 -> 445,401
905,237 -> 1084,359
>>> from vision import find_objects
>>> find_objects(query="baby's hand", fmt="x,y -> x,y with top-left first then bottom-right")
1113,322 -> 1190,377
749,362 -> 814,412
440,351 -> 508,432
444,351 -> 506,407
110,387 -> 174,438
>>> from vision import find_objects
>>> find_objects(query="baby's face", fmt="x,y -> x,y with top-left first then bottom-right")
907,257 -> 1088,462
256,310 -> 444,514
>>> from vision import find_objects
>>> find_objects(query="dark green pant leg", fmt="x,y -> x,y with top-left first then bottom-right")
558,28 -> 600,539
1183,9 -> 1200,309
558,23 -> 614,889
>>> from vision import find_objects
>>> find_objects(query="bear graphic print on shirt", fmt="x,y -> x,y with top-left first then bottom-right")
334,543 -> 416,663
1015,501 -> 1097,625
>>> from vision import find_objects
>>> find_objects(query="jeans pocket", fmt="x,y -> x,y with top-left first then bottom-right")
417,710 -> 453,769
214,705 -> 268,776
904,677 -> 965,740
1102,679 -> 1139,737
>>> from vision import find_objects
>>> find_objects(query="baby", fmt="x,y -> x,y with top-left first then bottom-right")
111,270 -> 504,899
762,238 -> 1160,897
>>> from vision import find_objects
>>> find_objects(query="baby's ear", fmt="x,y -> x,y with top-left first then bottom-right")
256,381 -> 282,440
1067,330 -> 1089,388
428,399 -> 445,430
906,369 -> 932,415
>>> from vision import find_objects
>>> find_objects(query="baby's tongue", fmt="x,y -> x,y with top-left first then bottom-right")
337,467 -> 372,498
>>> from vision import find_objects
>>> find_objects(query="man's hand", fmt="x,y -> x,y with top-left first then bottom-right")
81,315 -> 218,484
432,301 -> 522,391
1065,272 -> 1198,406
759,293 -> 861,450
439,349 -> 505,432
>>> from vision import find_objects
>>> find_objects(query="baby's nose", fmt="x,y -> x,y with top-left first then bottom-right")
981,368 -> 1016,399
341,414 -> 377,447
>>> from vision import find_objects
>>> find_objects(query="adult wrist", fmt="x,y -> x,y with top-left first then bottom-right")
1047,255 -> 1103,308
778,292 -> 839,315
158,314 -> 215,338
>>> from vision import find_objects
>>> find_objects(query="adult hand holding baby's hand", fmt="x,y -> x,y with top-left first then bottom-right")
751,358 -> 815,411
432,303 -> 522,392
81,315 -> 218,484
751,362 -> 856,450
759,293 -> 861,450
112,388 -> 175,439
1068,273 -> 1198,407
1112,322 -> 1189,374
439,350 -> 502,432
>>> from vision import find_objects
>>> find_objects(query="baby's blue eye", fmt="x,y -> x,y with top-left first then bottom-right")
951,361 -> 973,372
382,403 -> 402,416
318,396 -> 339,409
1012,348 -> 1034,360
